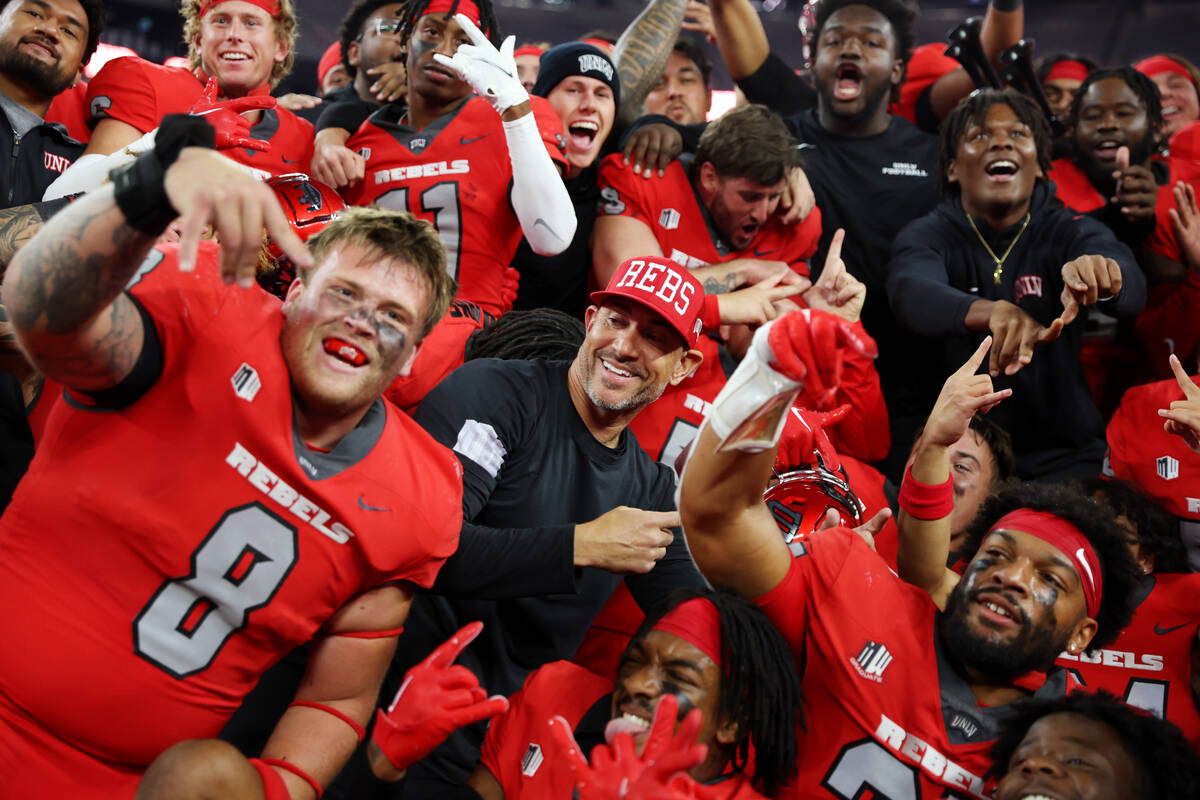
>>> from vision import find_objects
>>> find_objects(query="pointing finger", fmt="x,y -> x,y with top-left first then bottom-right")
424,620 -> 484,669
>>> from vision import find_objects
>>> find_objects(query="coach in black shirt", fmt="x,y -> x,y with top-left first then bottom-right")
389,256 -> 708,796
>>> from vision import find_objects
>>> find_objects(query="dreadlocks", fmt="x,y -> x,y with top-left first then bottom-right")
396,0 -> 500,45
465,309 -> 584,362
988,691 -> 1200,795
1078,477 -> 1187,574
628,588 -> 802,798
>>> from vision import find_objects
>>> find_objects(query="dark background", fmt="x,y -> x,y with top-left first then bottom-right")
102,0 -> 1200,96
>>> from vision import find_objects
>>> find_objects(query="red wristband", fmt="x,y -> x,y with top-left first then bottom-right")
701,293 -> 720,331
259,758 -> 323,798
898,465 -> 955,520
288,700 -> 366,742
331,626 -> 404,639
249,758 -> 292,800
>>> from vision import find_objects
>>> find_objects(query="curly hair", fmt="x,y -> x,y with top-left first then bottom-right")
937,87 -> 1054,195
623,588 -> 802,798
1068,67 -> 1165,156
180,0 -> 298,88
395,0 -> 500,46
987,691 -> 1200,795
959,481 -> 1143,654
338,0 -> 398,80
1078,477 -> 1188,574
465,308 -> 585,362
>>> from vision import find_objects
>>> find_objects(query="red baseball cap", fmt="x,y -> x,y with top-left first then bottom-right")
590,256 -> 705,348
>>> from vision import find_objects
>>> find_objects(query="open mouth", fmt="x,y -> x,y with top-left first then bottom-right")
568,120 -> 599,151
599,356 -> 639,381
1092,138 -> 1122,161
834,63 -> 863,101
974,593 -> 1021,626
1163,104 -> 1180,118
323,337 -> 369,367
220,52 -> 251,63
985,159 -> 1019,181
604,710 -> 652,743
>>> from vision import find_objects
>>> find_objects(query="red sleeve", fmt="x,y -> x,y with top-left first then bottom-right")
530,96 -> 568,169
1134,268 -> 1200,378
827,321 -> 889,463
45,83 -> 90,142
888,43 -> 958,124
1142,183 -> 1182,261
597,153 -> 656,225
479,670 -> 536,790
1046,159 -> 1106,213
85,58 -> 200,133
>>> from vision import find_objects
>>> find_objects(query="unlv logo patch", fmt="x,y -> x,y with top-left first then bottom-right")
850,641 -> 893,682
1157,456 -> 1179,481
659,208 -> 681,230
1012,275 -> 1043,303
231,363 -> 261,402
43,151 -> 71,174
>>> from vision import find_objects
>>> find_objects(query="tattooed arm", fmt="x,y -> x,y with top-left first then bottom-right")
612,0 -> 688,127
0,203 -> 56,280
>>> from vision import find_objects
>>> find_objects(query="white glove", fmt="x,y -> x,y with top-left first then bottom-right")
432,14 -> 527,114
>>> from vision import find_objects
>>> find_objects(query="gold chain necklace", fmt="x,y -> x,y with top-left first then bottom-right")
965,211 -> 1031,285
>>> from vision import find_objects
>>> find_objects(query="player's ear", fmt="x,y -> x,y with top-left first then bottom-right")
280,276 -> 305,312
583,304 -> 599,330
669,347 -> 703,384
347,40 -> 361,68
698,161 -> 719,194
397,342 -> 421,377
714,715 -> 741,747
1065,615 -> 1098,657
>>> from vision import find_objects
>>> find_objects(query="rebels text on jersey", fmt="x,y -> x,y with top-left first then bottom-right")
344,96 -> 567,317
0,244 -> 462,773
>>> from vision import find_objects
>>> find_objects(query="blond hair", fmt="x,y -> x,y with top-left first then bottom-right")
180,0 -> 298,88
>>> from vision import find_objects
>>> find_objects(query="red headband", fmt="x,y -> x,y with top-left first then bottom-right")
991,509 -> 1103,619
651,598 -> 722,666
199,0 -> 281,18
513,45 -> 545,59
421,0 -> 484,32
1045,60 -> 1089,84
1136,56 -> 1191,81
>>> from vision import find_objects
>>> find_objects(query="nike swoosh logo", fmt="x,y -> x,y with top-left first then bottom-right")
1154,622 -> 1190,635
753,247 -> 778,257
357,494 -> 392,512
459,135 -> 488,145
282,156 -> 300,164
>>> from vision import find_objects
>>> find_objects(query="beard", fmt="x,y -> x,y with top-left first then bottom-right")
938,581 -> 1067,682
0,38 -> 74,98
579,352 -> 670,413
1075,135 -> 1158,197
820,75 -> 893,126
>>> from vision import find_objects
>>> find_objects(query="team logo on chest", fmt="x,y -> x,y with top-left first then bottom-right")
231,363 -> 262,402
659,208 -> 681,230
520,742 -> 544,776
850,640 -> 893,682
1012,275 -> 1043,303
1157,455 -> 1179,481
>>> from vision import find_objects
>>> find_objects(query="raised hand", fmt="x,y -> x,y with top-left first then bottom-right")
186,77 -> 275,152
432,15 -> 527,114
372,621 -> 509,771
1168,181 -> 1200,272
1112,146 -> 1158,225
1159,354 -> 1200,455
1060,254 -> 1123,309
774,404 -> 849,473
987,299 -> 1073,377
778,165 -> 816,225
547,694 -> 706,800
717,272 -> 807,325
804,229 -> 866,323
766,308 -> 878,410
926,336 -> 1011,448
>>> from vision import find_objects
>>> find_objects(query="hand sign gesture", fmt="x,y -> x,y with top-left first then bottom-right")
371,621 -> 509,770
432,14 -> 528,114
804,229 -> 866,323
186,77 -> 275,152
927,336 -> 1012,449
1159,354 -> 1200,455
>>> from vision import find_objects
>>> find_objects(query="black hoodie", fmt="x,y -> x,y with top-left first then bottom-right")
887,180 -> 1146,479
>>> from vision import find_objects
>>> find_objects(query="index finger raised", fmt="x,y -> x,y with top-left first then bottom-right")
1169,354 -> 1200,399
453,13 -> 489,47
958,335 -> 993,376
424,620 -> 484,669
823,229 -> 845,273
547,716 -> 590,773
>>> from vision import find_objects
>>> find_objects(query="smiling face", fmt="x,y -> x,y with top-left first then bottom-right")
0,0 -> 87,99
645,50 -> 711,126
948,102 -> 1043,226
940,528 -> 1097,681
546,75 -> 615,172
994,713 -> 1143,800
609,630 -> 731,764
1150,70 -> 1200,139
350,4 -> 405,83
572,300 -> 696,415
194,0 -> 287,96
811,4 -> 902,127
404,12 -> 472,107
1072,77 -> 1156,189
280,242 -> 430,425
697,161 -> 785,251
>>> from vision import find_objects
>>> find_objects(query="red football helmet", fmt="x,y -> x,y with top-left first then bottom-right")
764,457 -> 866,552
257,173 -> 346,298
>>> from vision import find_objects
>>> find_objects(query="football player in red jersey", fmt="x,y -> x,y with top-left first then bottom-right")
678,311 -> 1143,799
70,0 -> 313,180
471,590 -> 802,800
0,122 -> 462,797
342,0 -> 575,318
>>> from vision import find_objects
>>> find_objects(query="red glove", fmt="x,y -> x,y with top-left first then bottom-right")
187,77 -> 276,152
499,265 -> 520,310
775,404 -> 849,473
371,621 -> 509,771
547,694 -> 707,800
766,309 -> 877,410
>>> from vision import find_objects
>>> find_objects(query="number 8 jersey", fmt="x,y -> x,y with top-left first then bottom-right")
0,243 -> 463,778
344,96 -> 567,318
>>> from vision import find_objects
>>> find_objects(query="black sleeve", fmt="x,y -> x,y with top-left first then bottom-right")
1084,204 -> 1156,248
72,293 -> 164,411
735,51 -> 817,117
913,84 -> 941,135
315,99 -> 375,134
618,114 -> 707,156
431,521 -> 577,598
886,218 -> 977,336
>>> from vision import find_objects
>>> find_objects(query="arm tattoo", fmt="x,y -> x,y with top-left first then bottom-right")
612,0 -> 688,127
0,205 -> 47,281
702,272 -> 739,295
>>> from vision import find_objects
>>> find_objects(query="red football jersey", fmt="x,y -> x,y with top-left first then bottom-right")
0,244 -> 462,783
889,43 -> 959,126
344,96 -> 567,317
384,299 -> 497,415
481,660 -> 765,800
755,527 -> 1077,800
85,56 -> 314,178
46,81 -> 90,142
1055,573 -> 1200,746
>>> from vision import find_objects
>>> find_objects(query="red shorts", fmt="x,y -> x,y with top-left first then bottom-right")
0,689 -> 142,797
